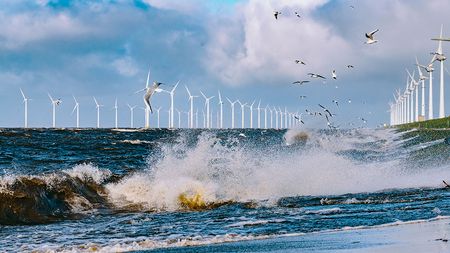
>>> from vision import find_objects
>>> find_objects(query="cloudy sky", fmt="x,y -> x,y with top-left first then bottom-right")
1,0 -> 450,128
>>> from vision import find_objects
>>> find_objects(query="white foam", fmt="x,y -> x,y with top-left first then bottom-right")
105,129 -> 450,211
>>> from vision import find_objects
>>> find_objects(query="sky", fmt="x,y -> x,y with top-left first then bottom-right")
1,0 -> 450,128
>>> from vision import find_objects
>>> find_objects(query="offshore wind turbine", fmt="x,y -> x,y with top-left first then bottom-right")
406,69 -> 416,122
93,97 -> 103,128
226,98 -> 238,128
256,100 -> 261,129
185,86 -> 197,128
20,88 -> 30,128
279,107 -> 284,129
163,81 -> 180,128
431,24 -> 447,118
156,107 -> 162,128
218,91 -> 224,129
274,107 -> 279,129
237,100 -> 247,128
176,109 -> 182,128
48,93 -> 62,128
72,96 -> 80,128
248,100 -> 255,128
200,91 -> 214,129
114,98 -> 118,129
127,104 -> 136,128
269,107 -> 274,128
264,104 -> 268,129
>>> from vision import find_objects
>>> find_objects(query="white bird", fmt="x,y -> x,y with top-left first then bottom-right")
332,70 -> 337,80
365,29 -> 379,44
274,11 -> 281,19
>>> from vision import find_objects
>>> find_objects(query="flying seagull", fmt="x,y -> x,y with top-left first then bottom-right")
299,95 -> 307,99
136,71 -> 164,113
293,80 -> 310,85
274,11 -> 281,19
332,100 -> 339,107
308,73 -> 326,79
332,70 -> 337,80
294,12 -> 301,18
318,104 -> 332,117
347,65 -> 354,69
365,29 -> 379,44
295,60 -> 306,65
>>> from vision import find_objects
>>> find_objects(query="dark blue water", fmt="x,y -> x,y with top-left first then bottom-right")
0,128 -> 449,252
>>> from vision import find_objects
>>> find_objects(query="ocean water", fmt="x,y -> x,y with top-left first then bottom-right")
0,127 -> 449,252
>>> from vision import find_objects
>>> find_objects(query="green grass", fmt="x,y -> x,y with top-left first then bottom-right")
395,116 -> 450,130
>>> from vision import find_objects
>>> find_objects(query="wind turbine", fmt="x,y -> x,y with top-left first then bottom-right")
226,98 -> 238,128
431,24 -> 448,118
273,107 -> 279,129
72,96 -> 80,128
114,98 -> 118,129
418,57 -> 436,120
406,69 -> 417,122
127,104 -> 137,128
156,107 -> 162,128
278,107 -> 284,128
200,91 -> 214,129
185,86 -> 197,128
256,100 -> 261,129
20,88 -> 30,128
264,104 -> 268,129
237,100 -> 247,128
416,57 -> 427,119
48,93 -> 62,128
269,106 -> 273,128
93,97 -> 103,128
248,100 -> 255,128
176,109 -> 182,128
218,91 -> 224,129
163,81 -> 180,128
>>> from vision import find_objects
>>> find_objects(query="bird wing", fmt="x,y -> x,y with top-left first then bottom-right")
293,81 -> 300,84
317,74 -> 326,79
368,29 -> 379,37
318,104 -> 325,109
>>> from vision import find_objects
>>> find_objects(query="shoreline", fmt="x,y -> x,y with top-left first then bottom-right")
144,217 -> 450,253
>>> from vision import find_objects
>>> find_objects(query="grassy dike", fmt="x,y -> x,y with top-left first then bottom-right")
395,116 -> 450,130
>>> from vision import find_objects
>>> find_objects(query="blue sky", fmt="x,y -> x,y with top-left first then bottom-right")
1,0 -> 450,128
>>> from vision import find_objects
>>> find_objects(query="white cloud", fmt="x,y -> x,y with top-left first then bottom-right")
111,56 -> 139,77
204,0 -> 355,86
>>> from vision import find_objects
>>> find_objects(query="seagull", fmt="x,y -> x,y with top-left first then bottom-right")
347,65 -> 354,69
293,80 -> 310,85
294,12 -> 301,18
332,100 -> 339,107
332,70 -> 337,80
295,59 -> 306,65
55,99 -> 62,106
308,73 -> 326,79
294,115 -> 304,124
299,95 -> 307,99
274,11 -> 281,19
318,104 -> 332,117
365,29 -> 379,44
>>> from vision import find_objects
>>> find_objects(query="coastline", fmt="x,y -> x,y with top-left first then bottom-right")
143,218 -> 450,253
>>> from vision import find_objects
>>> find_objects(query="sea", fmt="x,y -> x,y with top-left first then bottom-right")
0,127 -> 449,252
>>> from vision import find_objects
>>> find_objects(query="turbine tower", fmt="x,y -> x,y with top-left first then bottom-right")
163,81 -> 180,128
185,86 -> 197,128
416,57 -> 427,119
20,88 -> 29,128
72,96 -> 80,128
237,100 -> 247,129
256,100 -> 261,129
114,98 -> 118,129
248,100 -> 255,128
176,109 -> 182,128
156,107 -> 162,128
273,107 -> 279,129
431,24 -> 448,118
226,98 -> 238,129
406,69 -> 416,122
93,97 -> 103,128
263,104 -> 268,129
127,104 -> 136,128
48,93 -> 61,128
218,91 -> 224,129
200,91 -> 214,128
